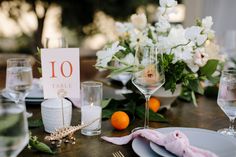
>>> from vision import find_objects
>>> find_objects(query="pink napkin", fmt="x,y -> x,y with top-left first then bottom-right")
101,129 -> 218,157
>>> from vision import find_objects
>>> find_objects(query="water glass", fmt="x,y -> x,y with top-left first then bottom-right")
0,97 -> 29,157
217,70 -> 236,136
81,81 -> 102,136
45,37 -> 68,48
5,58 -> 33,117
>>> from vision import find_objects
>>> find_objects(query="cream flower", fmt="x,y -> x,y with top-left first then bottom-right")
130,13 -> 147,30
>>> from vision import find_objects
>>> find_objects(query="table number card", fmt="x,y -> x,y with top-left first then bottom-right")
41,48 -> 80,99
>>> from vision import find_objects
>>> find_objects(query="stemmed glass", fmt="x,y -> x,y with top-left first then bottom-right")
0,96 -> 29,157
132,46 -> 165,129
4,58 -> 33,118
45,37 -> 68,48
217,70 -> 236,136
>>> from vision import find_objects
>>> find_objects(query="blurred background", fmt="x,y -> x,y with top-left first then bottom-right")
0,0 -> 235,60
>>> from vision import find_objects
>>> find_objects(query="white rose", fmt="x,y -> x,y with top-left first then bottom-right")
130,13 -> 147,30
160,0 -> 177,8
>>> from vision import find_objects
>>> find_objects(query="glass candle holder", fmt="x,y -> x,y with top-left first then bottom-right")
81,81 -> 102,136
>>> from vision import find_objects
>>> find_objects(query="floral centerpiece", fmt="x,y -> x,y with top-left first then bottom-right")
95,0 -> 224,106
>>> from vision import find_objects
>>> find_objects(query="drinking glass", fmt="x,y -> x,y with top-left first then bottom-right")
81,81 -> 102,136
217,70 -> 236,136
132,46 -> 165,129
4,58 -> 33,117
0,96 -> 29,157
45,37 -> 68,48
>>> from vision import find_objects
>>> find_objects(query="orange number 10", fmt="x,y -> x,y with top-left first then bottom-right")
50,61 -> 73,78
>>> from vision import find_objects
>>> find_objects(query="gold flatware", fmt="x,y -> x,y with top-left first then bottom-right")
112,151 -> 125,157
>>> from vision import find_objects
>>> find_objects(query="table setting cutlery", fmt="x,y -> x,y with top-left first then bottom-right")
112,151 -> 125,157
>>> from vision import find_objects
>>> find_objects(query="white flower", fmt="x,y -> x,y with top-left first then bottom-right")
172,46 -> 193,63
155,17 -> 171,33
201,16 -> 215,40
115,22 -> 134,35
130,13 -> 147,30
96,41 -> 125,70
129,32 -> 153,48
185,26 -> 207,46
122,53 -> 135,65
202,16 -> 213,30
193,48 -> 208,67
160,0 -> 177,8
186,60 -> 199,72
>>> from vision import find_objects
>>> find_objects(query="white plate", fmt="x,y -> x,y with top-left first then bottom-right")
150,127 -> 236,157
132,137 -> 157,157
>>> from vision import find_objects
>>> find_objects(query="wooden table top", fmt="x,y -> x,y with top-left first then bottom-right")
0,58 -> 229,157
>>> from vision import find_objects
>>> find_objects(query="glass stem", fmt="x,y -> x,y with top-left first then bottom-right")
144,94 -> 151,129
229,117 -> 235,132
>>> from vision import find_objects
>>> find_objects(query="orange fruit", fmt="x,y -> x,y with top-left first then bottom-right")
148,97 -> 161,112
111,111 -> 130,130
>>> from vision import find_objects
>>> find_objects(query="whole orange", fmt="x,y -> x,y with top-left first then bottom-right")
148,97 -> 161,112
111,111 -> 130,130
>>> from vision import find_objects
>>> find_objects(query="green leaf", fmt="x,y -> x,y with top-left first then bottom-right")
29,136 -> 54,155
135,106 -> 167,122
28,119 -> 44,128
108,65 -> 133,77
189,79 -> 204,94
102,99 -> 112,109
102,109 -> 114,119
200,59 -> 219,77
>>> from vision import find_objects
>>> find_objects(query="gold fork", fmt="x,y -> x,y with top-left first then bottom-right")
112,151 -> 125,157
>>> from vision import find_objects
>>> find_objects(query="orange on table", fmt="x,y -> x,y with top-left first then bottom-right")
111,111 -> 130,130
148,97 -> 161,112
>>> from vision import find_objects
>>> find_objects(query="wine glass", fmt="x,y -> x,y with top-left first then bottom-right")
4,58 -> 33,118
217,70 -> 236,136
45,37 -> 68,48
132,46 -> 165,129
0,96 -> 29,157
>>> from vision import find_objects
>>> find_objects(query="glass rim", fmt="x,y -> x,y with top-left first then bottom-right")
7,58 -> 31,63
222,70 -> 236,75
81,81 -> 103,87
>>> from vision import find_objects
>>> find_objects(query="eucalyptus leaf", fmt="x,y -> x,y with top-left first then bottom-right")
135,106 -> 167,122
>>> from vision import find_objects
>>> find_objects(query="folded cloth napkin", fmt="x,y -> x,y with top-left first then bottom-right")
101,129 -> 218,157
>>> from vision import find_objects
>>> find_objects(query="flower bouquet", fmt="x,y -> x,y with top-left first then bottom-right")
96,0 -> 224,106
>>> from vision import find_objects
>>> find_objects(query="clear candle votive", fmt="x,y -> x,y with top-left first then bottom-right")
81,81 -> 102,136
